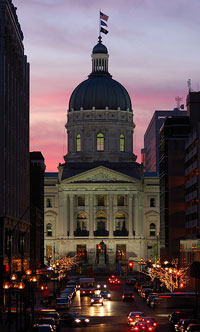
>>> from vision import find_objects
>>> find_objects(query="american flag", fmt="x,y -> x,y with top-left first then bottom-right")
100,11 -> 109,22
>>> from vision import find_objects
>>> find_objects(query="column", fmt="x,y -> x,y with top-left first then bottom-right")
63,193 -> 68,236
128,195 -> 133,237
58,191 -> 64,236
89,194 -> 94,237
69,194 -> 74,237
134,194 -> 139,236
108,194 -> 113,238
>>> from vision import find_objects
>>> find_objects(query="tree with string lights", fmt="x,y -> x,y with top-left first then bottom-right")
53,255 -> 79,280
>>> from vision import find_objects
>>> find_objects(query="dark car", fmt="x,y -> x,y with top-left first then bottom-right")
168,312 -> 189,329
133,321 -> 153,331
43,312 -> 60,326
96,281 -> 107,289
178,319 -> 200,332
60,312 -> 90,327
128,312 -> 145,326
31,325 -> 54,332
126,277 -> 137,285
122,291 -> 135,302
91,294 -> 104,305
100,290 -> 111,300
37,318 -> 57,331
187,324 -> 200,331
141,317 -> 158,331
146,293 -> 158,306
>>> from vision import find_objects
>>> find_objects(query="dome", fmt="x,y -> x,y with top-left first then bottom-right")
69,73 -> 132,112
92,42 -> 108,54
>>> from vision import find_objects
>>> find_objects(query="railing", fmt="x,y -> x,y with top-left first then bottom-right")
94,230 -> 109,236
74,229 -> 89,236
113,229 -> 129,236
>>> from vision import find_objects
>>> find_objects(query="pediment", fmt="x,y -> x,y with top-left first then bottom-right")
61,166 -> 139,184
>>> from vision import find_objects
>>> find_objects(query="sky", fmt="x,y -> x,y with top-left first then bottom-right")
14,0 -> 200,171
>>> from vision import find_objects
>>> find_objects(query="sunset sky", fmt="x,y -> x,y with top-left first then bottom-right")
14,0 -> 200,171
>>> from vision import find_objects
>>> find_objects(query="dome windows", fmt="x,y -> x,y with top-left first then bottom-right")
76,134 -> 81,152
120,134 -> 125,152
97,133 -> 104,151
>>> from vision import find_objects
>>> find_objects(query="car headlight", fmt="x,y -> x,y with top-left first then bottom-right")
97,285 -> 100,288
99,299 -> 103,302
85,319 -> 90,323
104,285 -> 107,288
75,319 -> 81,323
108,294 -> 111,297
91,299 -> 94,302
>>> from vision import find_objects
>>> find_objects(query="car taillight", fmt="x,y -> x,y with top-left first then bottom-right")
118,280 -> 120,284
136,315 -> 139,318
122,296 -> 124,298
148,328 -> 153,331
129,317 -> 133,322
134,328 -> 139,331
153,322 -> 157,326
132,295 -> 134,298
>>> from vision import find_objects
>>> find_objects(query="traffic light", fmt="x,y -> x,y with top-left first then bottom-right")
128,261 -> 133,271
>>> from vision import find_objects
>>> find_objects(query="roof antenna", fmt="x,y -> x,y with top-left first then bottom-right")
187,79 -> 191,92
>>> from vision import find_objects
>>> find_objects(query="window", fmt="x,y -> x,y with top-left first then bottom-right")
97,133 -> 104,151
120,134 -> 125,152
116,244 -> 126,261
150,198 -> 155,207
97,195 -> 104,206
117,195 -> 124,206
149,223 -> 156,236
76,134 -> 81,152
96,213 -> 106,230
78,196 -> 85,206
116,213 -> 126,230
46,223 -> 53,237
77,213 -> 87,230
46,198 -> 52,208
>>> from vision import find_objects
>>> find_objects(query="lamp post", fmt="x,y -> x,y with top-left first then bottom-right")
3,274 -> 25,332
24,268 -> 37,328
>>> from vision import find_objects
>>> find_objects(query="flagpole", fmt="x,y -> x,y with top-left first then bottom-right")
99,9 -> 101,38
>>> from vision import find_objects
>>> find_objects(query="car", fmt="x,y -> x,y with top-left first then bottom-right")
168,312 -> 189,330
31,325 -> 54,332
146,293 -> 158,306
133,321 -> 154,331
100,290 -> 111,300
96,281 -> 107,289
60,312 -> 90,327
141,288 -> 153,300
55,297 -> 70,310
122,291 -> 135,302
150,296 -> 160,309
42,312 -> 60,327
128,312 -> 145,326
37,318 -> 57,331
138,284 -> 152,295
108,276 -> 120,285
91,294 -> 104,305
178,319 -> 200,332
186,324 -> 200,331
141,317 -> 158,331
126,277 -> 137,285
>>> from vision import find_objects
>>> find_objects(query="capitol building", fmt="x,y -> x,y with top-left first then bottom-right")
44,37 -> 160,270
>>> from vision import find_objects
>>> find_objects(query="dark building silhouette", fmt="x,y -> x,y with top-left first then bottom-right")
142,110 -> 186,173
0,0 -> 30,282
30,152 -> 46,270
159,117 -> 190,261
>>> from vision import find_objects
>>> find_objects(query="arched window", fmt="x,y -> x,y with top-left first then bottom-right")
97,133 -> 104,151
120,134 -> 125,152
96,213 -> 106,230
76,134 -> 81,152
116,213 -> 126,230
149,223 -> 156,236
77,213 -> 87,230
46,223 -> 52,237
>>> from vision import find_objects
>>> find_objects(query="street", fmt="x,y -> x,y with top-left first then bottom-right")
59,277 -> 171,331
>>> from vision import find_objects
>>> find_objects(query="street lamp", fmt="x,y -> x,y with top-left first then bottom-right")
24,268 -> 37,328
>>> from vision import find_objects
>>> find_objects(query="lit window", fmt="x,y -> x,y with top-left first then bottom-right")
46,223 -> 52,237
97,133 -> 104,151
120,134 -> 125,152
76,134 -> 81,152
46,198 -> 52,208
77,214 -> 87,230
149,223 -> 156,236
150,198 -> 155,207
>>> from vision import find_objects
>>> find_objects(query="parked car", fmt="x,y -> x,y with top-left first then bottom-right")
60,312 -> 89,327
91,294 -> 104,306
100,290 -> 111,300
37,318 -> 57,331
128,312 -> 145,326
54,297 -> 70,310
186,324 -> 200,331
122,291 -> 135,302
168,312 -> 189,330
31,325 -> 54,332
